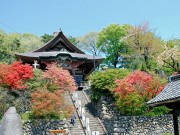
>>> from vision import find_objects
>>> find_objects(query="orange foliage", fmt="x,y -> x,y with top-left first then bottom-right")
32,90 -> 75,118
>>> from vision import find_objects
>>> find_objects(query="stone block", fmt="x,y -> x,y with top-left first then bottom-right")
0,107 -> 23,135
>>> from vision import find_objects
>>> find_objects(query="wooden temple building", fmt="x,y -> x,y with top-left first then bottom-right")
147,74 -> 180,135
15,30 -> 104,87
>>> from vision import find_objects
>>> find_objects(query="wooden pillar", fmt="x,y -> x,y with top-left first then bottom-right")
173,110 -> 179,135
72,68 -> 76,78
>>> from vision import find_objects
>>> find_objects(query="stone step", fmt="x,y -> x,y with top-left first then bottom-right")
64,92 -> 86,135
76,91 -> 107,135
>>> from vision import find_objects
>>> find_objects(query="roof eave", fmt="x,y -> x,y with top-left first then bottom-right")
84,58 -> 104,79
15,53 -> 39,62
148,97 -> 180,107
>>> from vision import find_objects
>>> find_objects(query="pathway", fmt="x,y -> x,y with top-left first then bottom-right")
76,90 -> 107,135
64,92 -> 86,135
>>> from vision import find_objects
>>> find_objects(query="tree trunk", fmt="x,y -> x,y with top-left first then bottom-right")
144,47 -> 150,70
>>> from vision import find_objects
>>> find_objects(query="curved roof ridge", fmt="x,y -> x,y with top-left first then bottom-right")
34,30 -> 85,54
34,31 -> 61,52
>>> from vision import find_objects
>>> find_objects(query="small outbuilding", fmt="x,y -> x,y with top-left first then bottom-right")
147,74 -> 180,135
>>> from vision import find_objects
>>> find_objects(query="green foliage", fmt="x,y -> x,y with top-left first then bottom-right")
158,67 -> 174,76
90,68 -> 130,101
0,30 -> 43,63
91,68 -> 130,92
68,35 -> 80,46
0,31 -> 21,63
97,24 -> 130,68
26,69 -> 45,91
157,40 -> 180,73
147,106 -> 171,117
116,92 -> 147,116
46,83 -> 59,92
116,92 -> 170,116
20,33 -> 43,52
21,110 -> 65,120
41,33 -> 53,43
76,32 -> 102,56
21,111 -> 34,120
90,91 -> 102,102
0,87 -> 31,118
126,22 -> 164,71
161,133 -> 176,135
162,133 -> 180,135
0,88 -> 10,119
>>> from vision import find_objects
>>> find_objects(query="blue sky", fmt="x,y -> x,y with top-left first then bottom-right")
0,0 -> 180,40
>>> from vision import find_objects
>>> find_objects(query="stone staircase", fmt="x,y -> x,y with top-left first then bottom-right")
76,91 -> 107,135
64,92 -> 86,135
68,114 -> 86,135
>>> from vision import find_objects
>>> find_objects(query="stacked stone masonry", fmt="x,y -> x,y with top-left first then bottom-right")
22,119 -> 69,135
90,93 -> 180,135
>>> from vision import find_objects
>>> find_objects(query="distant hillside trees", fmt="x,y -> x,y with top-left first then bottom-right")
0,30 -> 43,63
126,22 -> 164,71
41,33 -> 53,43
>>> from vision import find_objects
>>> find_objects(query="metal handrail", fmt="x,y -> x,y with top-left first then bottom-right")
69,92 -> 89,135
82,89 -> 108,135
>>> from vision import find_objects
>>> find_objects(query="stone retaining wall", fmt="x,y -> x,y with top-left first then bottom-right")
91,95 -> 180,135
22,119 -> 68,135
113,115 -> 174,135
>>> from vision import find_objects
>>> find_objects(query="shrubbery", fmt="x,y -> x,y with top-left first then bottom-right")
0,62 -> 76,119
90,69 -> 169,116
0,61 -> 33,118
43,64 -> 77,92
90,68 -> 130,101
115,92 -> 147,116
0,87 -> 31,118
32,90 -> 74,119
26,69 -> 45,92
30,63 -> 76,119
0,61 -> 34,89
114,70 -> 169,116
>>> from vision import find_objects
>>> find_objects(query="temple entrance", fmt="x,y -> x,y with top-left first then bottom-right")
74,70 -> 84,90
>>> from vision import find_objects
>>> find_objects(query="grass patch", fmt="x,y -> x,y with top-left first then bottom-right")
21,111 -> 34,120
161,133 -> 178,135
21,111 -> 68,120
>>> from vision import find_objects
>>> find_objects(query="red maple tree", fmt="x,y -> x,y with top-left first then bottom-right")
0,61 -> 34,89
115,70 -> 165,100
43,63 -> 77,92
32,90 -> 75,118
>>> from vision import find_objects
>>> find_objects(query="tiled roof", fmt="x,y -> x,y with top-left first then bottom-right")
147,75 -> 180,106
16,52 -> 58,57
16,52 -> 103,60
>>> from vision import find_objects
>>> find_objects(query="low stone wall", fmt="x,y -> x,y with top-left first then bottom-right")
22,119 -> 68,135
113,115 -> 174,135
91,95 -> 180,135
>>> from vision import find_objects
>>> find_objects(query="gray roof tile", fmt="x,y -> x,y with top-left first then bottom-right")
147,75 -> 180,106
16,52 -> 103,60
